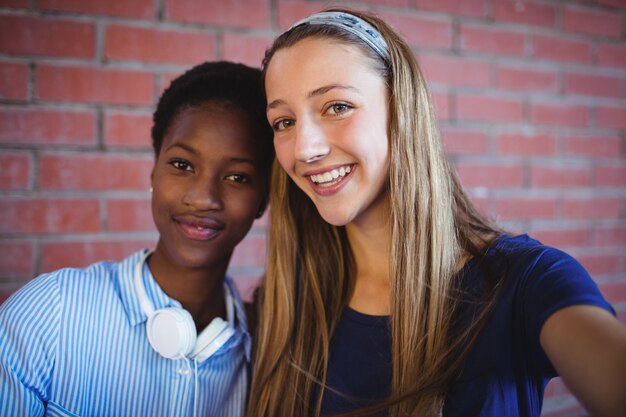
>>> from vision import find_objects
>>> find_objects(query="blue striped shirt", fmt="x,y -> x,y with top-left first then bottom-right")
0,250 -> 251,417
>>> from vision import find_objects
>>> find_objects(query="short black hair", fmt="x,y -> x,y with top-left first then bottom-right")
151,61 -> 273,167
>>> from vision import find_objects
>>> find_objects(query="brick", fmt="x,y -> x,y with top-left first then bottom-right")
277,2 -> 343,29
530,165 -> 591,188
166,0 -> 270,29
562,197 -> 621,219
493,0 -> 556,27
418,55 -> 490,88
161,72 -> 182,94
531,228 -> 590,248
565,72 -> 621,98
455,163 -> 524,188
105,25 -> 216,65
596,0 -> 626,9
581,256 -> 619,276
460,24 -> 525,56
431,92 -> 450,120
598,44 -> 626,69
222,34 -> 274,68
0,242 -> 34,277
0,15 -> 95,58
37,65 -> 154,105
594,226 -> 626,246
457,94 -> 523,123
530,103 -> 589,127
597,105 -> 626,130
564,135 -> 621,158
596,165 -> 626,187
106,198 -> 154,231
562,6 -> 622,38
496,133 -> 557,156
40,240 -> 155,272
0,288 -> 20,305
378,11 -> 452,49
495,66 -> 558,92
441,128 -> 489,156
0,107 -> 96,145
39,153 -> 153,191
0,0 -> 28,7
0,198 -> 100,233
415,0 -> 486,17
468,195 -> 490,217
599,282 -> 626,304
532,34 -> 591,64
0,151 -> 32,190
358,0 -> 408,5
0,62 -> 28,100
38,0 -> 154,19
494,197 -> 557,220
230,234 -> 267,268
104,112 -> 153,149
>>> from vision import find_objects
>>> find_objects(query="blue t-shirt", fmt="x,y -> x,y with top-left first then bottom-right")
320,234 -> 614,417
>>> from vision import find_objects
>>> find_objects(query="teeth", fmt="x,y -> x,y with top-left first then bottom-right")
310,165 -> 352,184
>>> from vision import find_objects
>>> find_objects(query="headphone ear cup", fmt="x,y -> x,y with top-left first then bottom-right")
191,317 -> 235,362
146,307 -> 197,359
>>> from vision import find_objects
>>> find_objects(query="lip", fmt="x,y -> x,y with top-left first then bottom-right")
174,215 -> 224,241
305,164 -> 355,197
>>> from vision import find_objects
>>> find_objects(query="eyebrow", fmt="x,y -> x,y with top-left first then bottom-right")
165,143 -> 257,166
267,84 -> 358,110
165,142 -> 197,155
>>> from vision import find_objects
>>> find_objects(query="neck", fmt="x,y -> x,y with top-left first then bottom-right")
147,243 -> 229,331
345,201 -> 391,315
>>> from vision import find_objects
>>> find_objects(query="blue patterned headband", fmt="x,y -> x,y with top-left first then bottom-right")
289,11 -> 390,62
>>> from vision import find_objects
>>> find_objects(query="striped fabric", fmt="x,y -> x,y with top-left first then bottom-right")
0,250 -> 251,417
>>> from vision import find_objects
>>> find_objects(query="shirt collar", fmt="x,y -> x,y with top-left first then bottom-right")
117,249 -> 251,359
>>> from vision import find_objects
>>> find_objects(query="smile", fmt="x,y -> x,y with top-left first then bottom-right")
175,217 -> 223,241
309,165 -> 353,186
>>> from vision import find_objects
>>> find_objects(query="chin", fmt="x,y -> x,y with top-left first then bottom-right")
316,207 -> 353,227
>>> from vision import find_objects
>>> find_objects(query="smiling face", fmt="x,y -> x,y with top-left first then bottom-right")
265,37 -> 390,228
150,104 -> 266,272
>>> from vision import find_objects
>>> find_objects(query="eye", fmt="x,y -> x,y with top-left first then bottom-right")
170,159 -> 193,172
325,102 -> 352,116
272,118 -> 295,132
225,173 -> 250,183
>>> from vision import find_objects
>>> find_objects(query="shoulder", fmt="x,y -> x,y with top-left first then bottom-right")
488,234 -> 589,283
0,256 -> 130,324
488,234 -> 613,342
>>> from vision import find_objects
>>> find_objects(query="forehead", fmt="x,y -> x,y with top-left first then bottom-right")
265,37 -> 382,97
164,105 -> 261,155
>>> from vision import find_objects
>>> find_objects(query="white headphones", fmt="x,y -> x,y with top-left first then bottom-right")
134,250 -> 236,362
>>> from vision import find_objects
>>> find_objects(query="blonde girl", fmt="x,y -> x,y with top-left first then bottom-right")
249,8 -> 626,417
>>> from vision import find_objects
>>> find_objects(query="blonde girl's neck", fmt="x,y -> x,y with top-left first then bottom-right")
345,199 -> 392,315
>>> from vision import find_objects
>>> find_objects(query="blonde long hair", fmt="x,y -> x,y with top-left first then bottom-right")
248,8 -> 502,417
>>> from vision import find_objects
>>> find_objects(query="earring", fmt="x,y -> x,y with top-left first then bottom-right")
149,187 -> 153,193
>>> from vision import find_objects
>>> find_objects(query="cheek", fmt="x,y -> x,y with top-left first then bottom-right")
273,139 -> 295,173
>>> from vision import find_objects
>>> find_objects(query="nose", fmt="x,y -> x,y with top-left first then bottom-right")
182,176 -> 223,211
293,116 -> 330,163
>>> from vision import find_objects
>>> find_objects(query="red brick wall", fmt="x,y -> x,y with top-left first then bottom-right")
0,1 -> 624,415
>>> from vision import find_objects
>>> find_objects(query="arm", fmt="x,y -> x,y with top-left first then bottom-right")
0,274 -> 61,417
0,360 -> 46,416
540,305 -> 626,417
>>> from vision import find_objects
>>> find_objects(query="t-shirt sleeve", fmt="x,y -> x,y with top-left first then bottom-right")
518,245 -> 614,375
0,272 -> 62,416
